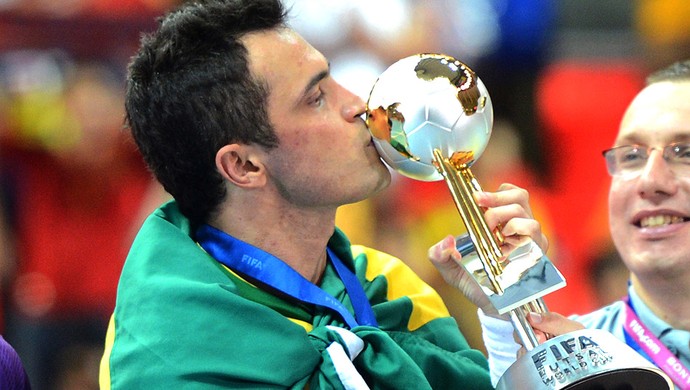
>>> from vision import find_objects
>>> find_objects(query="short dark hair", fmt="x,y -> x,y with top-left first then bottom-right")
125,0 -> 287,224
646,59 -> 690,85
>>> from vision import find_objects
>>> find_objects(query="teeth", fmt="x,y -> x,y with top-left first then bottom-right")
640,215 -> 684,228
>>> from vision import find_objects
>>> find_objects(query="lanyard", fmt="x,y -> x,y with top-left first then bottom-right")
196,224 -> 378,329
623,297 -> 690,389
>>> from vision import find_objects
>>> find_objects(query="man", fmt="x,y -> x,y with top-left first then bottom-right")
429,59 -> 690,389
99,0 -> 547,388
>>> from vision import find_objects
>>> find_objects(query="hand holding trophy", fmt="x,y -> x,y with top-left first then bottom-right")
365,53 -> 673,389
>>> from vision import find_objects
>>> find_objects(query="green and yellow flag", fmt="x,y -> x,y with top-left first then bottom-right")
100,201 -> 491,389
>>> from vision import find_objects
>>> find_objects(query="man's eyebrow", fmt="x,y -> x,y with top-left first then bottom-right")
298,64 -> 330,103
616,131 -> 690,146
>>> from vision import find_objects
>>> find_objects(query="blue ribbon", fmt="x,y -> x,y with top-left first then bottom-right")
196,224 -> 378,329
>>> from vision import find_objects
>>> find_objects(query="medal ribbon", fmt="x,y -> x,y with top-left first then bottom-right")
623,297 -> 690,389
196,224 -> 378,329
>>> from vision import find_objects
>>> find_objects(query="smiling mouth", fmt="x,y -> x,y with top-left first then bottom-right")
638,215 -> 689,228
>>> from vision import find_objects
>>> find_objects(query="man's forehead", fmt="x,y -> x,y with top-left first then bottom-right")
240,27 -> 329,112
617,82 -> 690,144
242,28 -> 318,62
635,80 -> 690,104
624,82 -> 690,120
242,28 -> 323,78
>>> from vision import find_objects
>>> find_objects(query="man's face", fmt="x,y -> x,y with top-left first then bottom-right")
609,80 -> 690,278
242,28 -> 390,209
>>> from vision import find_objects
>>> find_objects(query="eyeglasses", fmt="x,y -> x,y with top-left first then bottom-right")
602,143 -> 690,178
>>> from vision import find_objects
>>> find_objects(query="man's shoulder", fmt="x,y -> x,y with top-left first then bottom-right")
569,300 -> 627,334
118,200 -> 234,303
350,245 -> 420,282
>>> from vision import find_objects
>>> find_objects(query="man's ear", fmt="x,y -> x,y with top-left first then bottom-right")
215,144 -> 266,188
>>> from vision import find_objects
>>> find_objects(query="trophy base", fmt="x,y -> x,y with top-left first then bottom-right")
560,368 -> 670,389
496,329 -> 673,390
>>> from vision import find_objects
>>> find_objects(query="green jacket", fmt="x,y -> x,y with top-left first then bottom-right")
100,201 -> 491,389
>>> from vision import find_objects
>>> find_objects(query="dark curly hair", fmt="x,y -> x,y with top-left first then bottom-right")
125,0 -> 287,224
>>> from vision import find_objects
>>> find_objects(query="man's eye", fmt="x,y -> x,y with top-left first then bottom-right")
619,148 -> 646,165
672,144 -> 690,162
308,90 -> 324,106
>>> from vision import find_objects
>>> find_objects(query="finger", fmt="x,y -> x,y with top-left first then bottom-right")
428,235 -> 461,268
512,323 -> 550,345
500,217 -> 542,238
500,218 -> 548,252
527,312 -> 584,336
483,203 -> 533,231
427,235 -> 466,285
481,205 -> 548,255
475,184 -> 534,217
500,234 -> 534,255
498,183 -> 533,216
429,235 -> 495,312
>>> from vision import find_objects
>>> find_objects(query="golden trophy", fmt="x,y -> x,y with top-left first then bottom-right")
365,53 -> 672,389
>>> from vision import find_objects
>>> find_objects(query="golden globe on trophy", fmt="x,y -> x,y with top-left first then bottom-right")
365,53 -> 673,390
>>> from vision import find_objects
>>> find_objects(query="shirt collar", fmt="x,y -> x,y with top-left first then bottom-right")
630,284 -> 690,359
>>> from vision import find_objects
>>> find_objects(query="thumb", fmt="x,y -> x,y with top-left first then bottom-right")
428,235 -> 460,267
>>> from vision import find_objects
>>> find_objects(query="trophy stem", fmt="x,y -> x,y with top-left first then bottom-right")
432,149 -> 504,293
509,309 -> 539,350
432,148 -> 546,351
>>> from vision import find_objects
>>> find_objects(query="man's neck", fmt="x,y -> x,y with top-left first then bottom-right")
210,200 -> 337,284
632,274 -> 690,331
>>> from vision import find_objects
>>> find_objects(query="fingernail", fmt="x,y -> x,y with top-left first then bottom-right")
528,312 -> 542,323
443,236 -> 454,251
